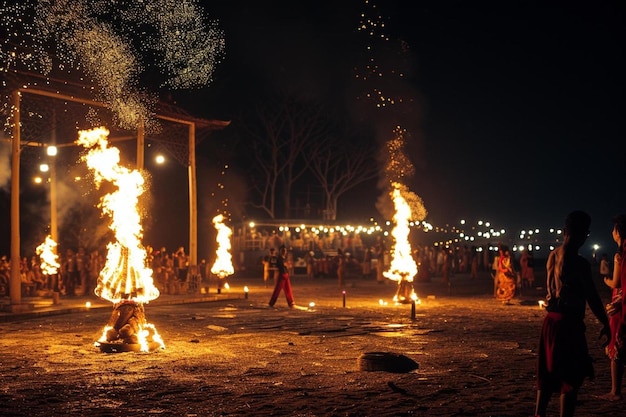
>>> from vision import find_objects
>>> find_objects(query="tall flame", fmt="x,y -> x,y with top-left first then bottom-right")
36,235 -> 60,275
210,214 -> 234,278
383,182 -> 418,282
76,127 -> 159,304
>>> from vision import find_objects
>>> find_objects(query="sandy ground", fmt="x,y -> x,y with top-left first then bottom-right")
0,271 -> 624,417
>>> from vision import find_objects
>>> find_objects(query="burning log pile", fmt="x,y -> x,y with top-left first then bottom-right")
394,274 -> 416,304
76,127 -> 163,353
106,300 -> 145,344
97,298 -> 163,353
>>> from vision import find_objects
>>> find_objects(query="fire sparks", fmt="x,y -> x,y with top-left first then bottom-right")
379,122 -> 427,305
36,235 -> 60,275
1,0 -> 224,130
76,126 -> 159,305
211,214 -> 234,279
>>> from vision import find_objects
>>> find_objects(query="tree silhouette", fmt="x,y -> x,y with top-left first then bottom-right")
241,93 -> 333,219
310,134 -> 379,221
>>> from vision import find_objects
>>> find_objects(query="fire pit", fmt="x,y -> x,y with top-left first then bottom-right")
90,243 -> 164,353
96,298 -> 163,353
394,278 -> 417,304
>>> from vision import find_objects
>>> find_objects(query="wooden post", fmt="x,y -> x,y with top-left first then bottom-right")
9,90 -> 22,306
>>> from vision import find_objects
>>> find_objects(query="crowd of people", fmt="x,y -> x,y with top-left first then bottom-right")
1,236 -> 537,300
0,248 -> 104,298
258,238 -> 537,290
0,245 -> 213,298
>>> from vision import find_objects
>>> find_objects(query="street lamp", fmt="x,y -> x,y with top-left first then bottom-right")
44,145 -> 58,243
592,244 -> 600,263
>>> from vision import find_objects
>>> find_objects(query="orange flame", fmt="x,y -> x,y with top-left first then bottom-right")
95,322 -> 165,352
210,214 -> 234,278
36,235 -> 60,275
384,182 -> 418,283
76,127 -> 159,304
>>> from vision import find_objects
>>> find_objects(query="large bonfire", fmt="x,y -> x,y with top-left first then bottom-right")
77,126 -> 163,352
381,128 -> 427,305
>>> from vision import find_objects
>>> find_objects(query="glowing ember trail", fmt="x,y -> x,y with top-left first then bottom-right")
384,182 -> 420,304
76,126 -> 163,352
36,235 -> 60,275
211,214 -> 234,279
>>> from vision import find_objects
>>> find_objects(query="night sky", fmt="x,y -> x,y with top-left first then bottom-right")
183,0 -> 625,251
0,1 -> 623,257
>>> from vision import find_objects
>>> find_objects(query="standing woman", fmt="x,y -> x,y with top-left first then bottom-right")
495,246 -> 516,304
601,214 -> 626,401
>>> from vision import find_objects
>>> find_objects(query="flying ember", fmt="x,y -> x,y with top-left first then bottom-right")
76,126 -> 163,353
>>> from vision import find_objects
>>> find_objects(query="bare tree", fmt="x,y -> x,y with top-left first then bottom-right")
310,137 -> 379,221
242,93 -> 333,218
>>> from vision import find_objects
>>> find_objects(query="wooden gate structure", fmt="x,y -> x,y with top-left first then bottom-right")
2,72 -> 229,309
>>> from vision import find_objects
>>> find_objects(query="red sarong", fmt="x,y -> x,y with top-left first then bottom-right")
537,312 -> 593,394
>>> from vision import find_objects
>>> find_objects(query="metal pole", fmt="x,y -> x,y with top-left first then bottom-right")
10,90 -> 22,305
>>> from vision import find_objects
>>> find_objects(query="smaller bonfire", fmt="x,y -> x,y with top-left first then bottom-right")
211,214 -> 234,291
36,235 -> 61,295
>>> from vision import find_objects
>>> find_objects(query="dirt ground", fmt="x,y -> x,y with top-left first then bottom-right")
0,272 -> 624,417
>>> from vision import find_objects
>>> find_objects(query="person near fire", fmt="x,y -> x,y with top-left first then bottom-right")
362,247 -> 372,279
535,210 -> 611,417
600,214 -> 626,401
520,249 -> 535,288
305,250 -> 315,279
261,250 -> 271,287
268,247 -> 278,285
63,248 -> 78,296
336,248 -> 346,288
268,245 -> 295,308
174,246 -> 189,289
495,245 -> 516,304
374,236 -> 386,284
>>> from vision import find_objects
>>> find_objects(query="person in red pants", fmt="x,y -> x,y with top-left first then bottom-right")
269,245 -> 295,308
